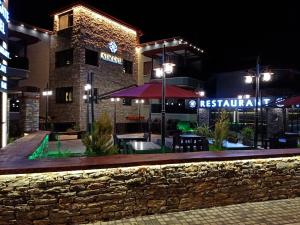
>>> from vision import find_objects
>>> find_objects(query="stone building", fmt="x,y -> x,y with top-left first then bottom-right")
49,3 -> 147,131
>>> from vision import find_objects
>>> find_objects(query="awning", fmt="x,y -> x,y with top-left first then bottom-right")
110,82 -> 198,99
282,96 -> 300,107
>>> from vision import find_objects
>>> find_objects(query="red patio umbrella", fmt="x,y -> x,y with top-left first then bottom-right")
110,83 -> 198,99
282,96 -> 300,107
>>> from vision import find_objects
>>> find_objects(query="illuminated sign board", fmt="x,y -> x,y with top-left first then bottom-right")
0,41 -> 8,58
0,60 -> 6,74
0,0 -> 9,23
188,100 -> 197,109
0,80 -> 6,90
0,0 -> 8,37
198,98 -> 273,109
100,52 -> 123,65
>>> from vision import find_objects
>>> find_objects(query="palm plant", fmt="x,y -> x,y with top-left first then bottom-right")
214,110 -> 229,150
82,112 -> 118,155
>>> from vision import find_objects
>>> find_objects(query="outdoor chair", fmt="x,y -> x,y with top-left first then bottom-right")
172,133 -> 182,152
143,133 -> 150,141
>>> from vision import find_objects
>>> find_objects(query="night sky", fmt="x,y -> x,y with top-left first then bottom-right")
8,0 -> 300,73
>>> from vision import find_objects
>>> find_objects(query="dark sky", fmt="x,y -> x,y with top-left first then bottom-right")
8,0 -> 300,72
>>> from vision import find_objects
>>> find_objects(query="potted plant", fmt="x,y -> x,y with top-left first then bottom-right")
196,125 -> 213,139
241,127 -> 254,146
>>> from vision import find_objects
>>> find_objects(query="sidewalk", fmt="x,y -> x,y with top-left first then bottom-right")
82,197 -> 300,225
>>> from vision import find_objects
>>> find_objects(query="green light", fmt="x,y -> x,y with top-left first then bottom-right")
28,135 -> 49,160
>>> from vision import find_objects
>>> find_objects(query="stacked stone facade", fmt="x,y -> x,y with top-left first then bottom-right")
1,157 -> 300,224
49,6 -> 148,130
20,92 -> 40,133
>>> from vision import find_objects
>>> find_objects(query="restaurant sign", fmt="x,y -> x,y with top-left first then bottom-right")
198,98 -> 273,109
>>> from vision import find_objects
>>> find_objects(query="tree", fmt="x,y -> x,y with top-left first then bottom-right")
214,110 -> 229,150
82,112 -> 117,155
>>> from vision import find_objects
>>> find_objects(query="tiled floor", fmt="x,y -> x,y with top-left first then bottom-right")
83,198 -> 300,225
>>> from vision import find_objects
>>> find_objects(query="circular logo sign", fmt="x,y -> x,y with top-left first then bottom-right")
108,41 -> 118,54
275,97 -> 285,108
189,100 -> 197,109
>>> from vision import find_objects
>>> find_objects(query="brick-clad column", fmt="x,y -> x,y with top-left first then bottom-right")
20,92 -> 40,133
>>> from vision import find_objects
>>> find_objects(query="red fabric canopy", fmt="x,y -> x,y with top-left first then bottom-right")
282,96 -> 300,107
110,83 -> 198,99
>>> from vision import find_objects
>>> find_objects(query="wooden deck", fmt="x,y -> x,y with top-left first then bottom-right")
0,131 -> 300,175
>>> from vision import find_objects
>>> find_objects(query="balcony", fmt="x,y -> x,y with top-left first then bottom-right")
151,76 -> 203,90
7,57 -> 29,81
8,57 -> 29,70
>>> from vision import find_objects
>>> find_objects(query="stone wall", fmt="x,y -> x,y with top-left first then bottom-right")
1,156 -> 300,224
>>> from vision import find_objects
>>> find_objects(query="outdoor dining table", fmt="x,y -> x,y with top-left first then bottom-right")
127,141 -> 162,154
116,134 -> 146,141
116,134 -> 147,151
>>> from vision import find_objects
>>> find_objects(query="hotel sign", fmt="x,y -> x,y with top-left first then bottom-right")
100,41 -> 123,65
198,98 -> 272,109
100,52 -> 123,65
0,0 -> 8,38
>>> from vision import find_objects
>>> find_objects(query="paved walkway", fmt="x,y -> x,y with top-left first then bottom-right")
83,198 -> 300,225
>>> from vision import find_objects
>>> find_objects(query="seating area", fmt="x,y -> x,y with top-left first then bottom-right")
114,131 -> 209,154
265,132 -> 299,149
173,133 -> 209,152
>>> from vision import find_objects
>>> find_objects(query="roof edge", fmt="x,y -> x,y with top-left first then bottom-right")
50,2 -> 143,36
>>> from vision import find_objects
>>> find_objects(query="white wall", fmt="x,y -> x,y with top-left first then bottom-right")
19,38 -> 50,119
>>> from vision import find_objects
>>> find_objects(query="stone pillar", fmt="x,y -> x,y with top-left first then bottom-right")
198,108 -> 210,126
267,108 -> 284,138
20,92 -> 40,133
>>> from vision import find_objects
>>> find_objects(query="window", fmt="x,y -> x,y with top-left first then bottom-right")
122,98 -> 132,106
55,49 -> 73,68
58,11 -> 73,30
56,87 -> 73,104
85,49 -> 98,66
123,60 -> 133,74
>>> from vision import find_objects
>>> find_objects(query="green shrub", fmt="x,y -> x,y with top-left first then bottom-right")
196,125 -> 213,138
214,111 -> 229,150
177,121 -> 194,132
241,127 -> 254,146
82,112 -> 118,156
227,131 -> 239,143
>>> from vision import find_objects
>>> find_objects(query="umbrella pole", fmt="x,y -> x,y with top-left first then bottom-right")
161,45 -> 166,152
148,101 -> 151,142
